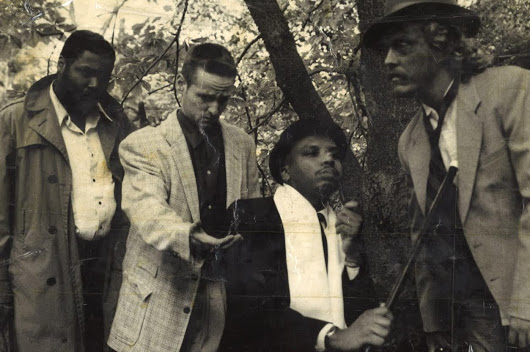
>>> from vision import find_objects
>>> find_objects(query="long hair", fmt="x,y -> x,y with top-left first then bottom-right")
422,21 -> 491,82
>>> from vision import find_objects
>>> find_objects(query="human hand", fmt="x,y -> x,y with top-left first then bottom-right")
509,316 -> 530,349
328,304 -> 393,351
335,200 -> 362,267
189,222 -> 242,260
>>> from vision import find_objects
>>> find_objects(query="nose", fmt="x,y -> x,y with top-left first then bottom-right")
384,48 -> 398,68
207,101 -> 220,117
322,151 -> 335,165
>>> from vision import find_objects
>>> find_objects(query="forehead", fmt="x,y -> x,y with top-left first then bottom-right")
380,23 -> 425,45
292,135 -> 338,151
70,50 -> 114,69
189,67 -> 235,94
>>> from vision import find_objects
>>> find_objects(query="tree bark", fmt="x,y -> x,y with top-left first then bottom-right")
357,0 -> 426,348
243,0 -> 363,202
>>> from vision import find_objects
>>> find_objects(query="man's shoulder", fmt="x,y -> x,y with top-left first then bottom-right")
470,66 -> 529,91
0,98 -> 28,130
121,124 -> 167,152
221,120 -> 252,140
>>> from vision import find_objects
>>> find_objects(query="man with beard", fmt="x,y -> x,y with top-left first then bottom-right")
0,30 -> 134,351
363,0 -> 530,350
108,43 -> 259,352
221,119 -> 393,352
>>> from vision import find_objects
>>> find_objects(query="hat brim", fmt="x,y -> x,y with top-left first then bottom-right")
362,3 -> 480,48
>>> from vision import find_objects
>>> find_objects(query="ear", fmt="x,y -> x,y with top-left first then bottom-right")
176,73 -> 187,93
280,165 -> 290,184
57,56 -> 66,75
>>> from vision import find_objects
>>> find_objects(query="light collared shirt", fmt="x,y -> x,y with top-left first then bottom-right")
422,80 -> 459,173
49,84 -> 116,240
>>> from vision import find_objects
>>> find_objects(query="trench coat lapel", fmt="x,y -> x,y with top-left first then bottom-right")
455,81 -> 482,224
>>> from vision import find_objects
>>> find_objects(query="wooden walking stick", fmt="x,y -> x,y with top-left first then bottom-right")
363,166 -> 458,352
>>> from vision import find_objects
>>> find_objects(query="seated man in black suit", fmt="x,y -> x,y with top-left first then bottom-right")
221,119 -> 393,351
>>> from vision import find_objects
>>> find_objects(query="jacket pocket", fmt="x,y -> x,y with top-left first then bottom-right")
113,273 -> 153,346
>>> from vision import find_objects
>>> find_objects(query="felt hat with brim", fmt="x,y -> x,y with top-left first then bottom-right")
363,0 -> 480,48
269,119 -> 347,184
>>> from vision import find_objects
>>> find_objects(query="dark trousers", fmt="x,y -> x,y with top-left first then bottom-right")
78,237 -> 106,352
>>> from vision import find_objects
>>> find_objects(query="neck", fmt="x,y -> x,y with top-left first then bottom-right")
417,69 -> 454,109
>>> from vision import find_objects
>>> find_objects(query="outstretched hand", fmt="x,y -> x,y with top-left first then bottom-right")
189,222 -> 242,260
509,316 -> 530,349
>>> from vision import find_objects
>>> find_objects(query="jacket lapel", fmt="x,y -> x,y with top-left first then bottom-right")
165,112 -> 201,222
221,122 -> 242,206
455,80 -> 482,223
27,106 -> 70,164
408,110 -> 431,215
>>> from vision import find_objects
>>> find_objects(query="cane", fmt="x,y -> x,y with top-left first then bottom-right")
363,166 -> 458,352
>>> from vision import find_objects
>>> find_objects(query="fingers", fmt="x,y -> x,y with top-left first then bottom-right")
342,200 -> 359,210
219,234 -> 243,249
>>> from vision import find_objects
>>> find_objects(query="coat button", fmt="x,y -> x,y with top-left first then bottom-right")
48,175 -> 58,184
46,277 -> 57,286
48,226 -> 57,235
183,307 -> 191,314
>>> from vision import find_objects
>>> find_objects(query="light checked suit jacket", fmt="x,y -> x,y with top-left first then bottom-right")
398,66 -> 530,332
108,111 -> 259,352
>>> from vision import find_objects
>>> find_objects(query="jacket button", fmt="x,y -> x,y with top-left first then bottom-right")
183,307 -> 190,314
46,277 -> 57,286
61,337 -> 68,343
48,226 -> 57,235
48,175 -> 58,184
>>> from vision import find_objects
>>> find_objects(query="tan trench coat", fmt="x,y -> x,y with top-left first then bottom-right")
0,75 -> 133,352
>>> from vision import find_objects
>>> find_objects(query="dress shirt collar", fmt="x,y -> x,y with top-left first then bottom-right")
177,109 -> 222,149
422,79 -> 455,123
49,82 -> 112,129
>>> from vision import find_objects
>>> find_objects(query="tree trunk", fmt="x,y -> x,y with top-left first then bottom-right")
357,0 -> 426,349
243,0 -> 363,202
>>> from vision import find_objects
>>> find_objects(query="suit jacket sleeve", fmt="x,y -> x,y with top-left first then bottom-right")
500,68 -> 530,320
119,131 -> 195,263
0,104 -> 17,304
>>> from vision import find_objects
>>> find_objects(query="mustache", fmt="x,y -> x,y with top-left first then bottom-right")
317,167 -> 339,177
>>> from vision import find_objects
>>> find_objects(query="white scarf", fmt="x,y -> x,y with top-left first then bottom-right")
273,184 -> 347,328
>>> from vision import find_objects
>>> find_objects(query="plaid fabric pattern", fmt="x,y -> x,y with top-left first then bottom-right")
108,113 -> 259,352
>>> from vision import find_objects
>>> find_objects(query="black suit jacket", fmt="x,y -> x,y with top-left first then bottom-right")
220,197 -> 376,352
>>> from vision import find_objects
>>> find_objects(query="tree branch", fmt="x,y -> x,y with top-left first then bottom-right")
302,0 -> 324,29
236,34 -> 262,66
172,0 -> 189,105
120,36 -> 177,105
247,97 -> 288,134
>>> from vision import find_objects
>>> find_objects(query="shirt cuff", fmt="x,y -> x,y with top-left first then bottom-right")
315,323 -> 335,352
346,266 -> 360,281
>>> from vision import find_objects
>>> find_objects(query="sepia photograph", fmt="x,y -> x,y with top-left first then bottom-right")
0,0 -> 529,351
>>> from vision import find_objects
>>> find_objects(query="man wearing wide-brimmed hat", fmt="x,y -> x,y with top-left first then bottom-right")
363,0 -> 530,351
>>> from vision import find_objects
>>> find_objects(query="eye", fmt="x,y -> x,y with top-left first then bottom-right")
218,95 -> 230,105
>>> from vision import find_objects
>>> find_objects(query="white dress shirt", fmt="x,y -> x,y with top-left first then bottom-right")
50,84 -> 116,240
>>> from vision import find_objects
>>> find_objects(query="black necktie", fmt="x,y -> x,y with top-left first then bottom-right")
424,79 -> 460,211
317,213 -> 328,271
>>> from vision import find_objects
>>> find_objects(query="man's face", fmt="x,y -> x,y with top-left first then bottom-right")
180,67 -> 235,131
281,135 -> 342,204
57,50 -> 114,111
382,23 -> 441,97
